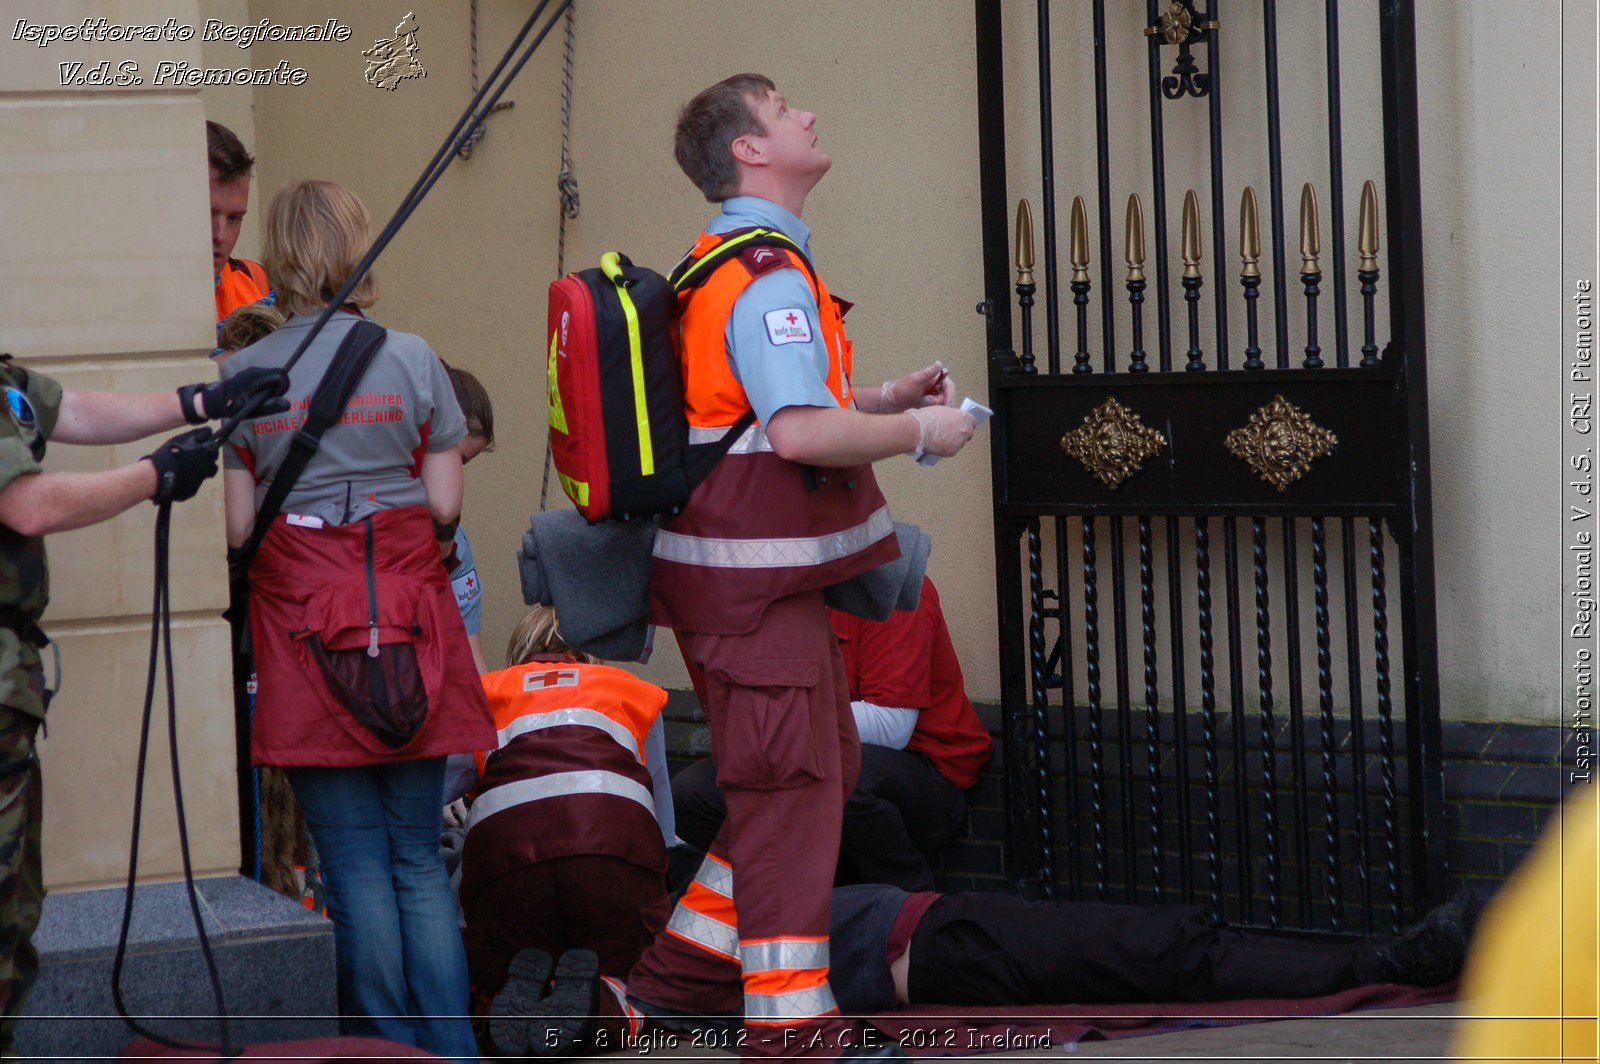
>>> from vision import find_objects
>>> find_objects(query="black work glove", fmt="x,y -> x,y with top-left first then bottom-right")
178,366 -> 291,424
145,428 -> 219,503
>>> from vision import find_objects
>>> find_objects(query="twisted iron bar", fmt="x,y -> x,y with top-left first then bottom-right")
1252,518 -> 1282,929
1027,518 -> 1057,897
1342,516 -> 1375,933
1371,519 -> 1402,931
1195,519 -> 1222,919
1138,518 -> 1164,901
1312,518 -> 1342,929
1083,518 -> 1109,900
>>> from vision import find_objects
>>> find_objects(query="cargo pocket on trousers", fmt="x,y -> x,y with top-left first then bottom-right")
706,657 -> 824,791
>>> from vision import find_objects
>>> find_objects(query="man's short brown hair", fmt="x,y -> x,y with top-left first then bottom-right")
446,365 -> 495,449
675,73 -> 775,202
207,120 -> 255,181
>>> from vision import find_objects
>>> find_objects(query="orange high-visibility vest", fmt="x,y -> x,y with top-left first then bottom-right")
475,659 -> 667,780
463,657 -> 670,880
649,230 -> 899,636
215,257 -> 270,323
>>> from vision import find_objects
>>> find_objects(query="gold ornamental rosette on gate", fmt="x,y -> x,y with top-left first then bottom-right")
1060,398 -> 1166,490
1224,395 -> 1338,492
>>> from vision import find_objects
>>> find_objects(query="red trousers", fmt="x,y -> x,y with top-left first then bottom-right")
629,592 -> 859,1029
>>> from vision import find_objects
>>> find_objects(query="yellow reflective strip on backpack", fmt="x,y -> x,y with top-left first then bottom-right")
547,330 -> 568,434
671,228 -> 803,291
610,281 -> 654,476
558,470 -> 589,506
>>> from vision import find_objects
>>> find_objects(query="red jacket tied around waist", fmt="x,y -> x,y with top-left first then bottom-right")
247,505 -> 495,767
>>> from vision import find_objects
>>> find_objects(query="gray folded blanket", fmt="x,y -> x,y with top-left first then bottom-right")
517,510 -> 930,662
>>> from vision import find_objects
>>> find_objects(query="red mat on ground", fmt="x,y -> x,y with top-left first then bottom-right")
119,1035 -> 442,1060
869,980 -> 1456,1057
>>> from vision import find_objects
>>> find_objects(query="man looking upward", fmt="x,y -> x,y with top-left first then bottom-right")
625,74 -> 974,1061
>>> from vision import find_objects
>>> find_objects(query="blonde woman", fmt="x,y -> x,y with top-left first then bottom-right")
220,179 -> 494,1061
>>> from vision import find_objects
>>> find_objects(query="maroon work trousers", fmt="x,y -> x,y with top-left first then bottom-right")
629,592 -> 860,1018
461,855 -> 669,1000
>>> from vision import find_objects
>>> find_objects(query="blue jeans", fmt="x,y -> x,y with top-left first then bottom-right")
289,758 -> 478,1062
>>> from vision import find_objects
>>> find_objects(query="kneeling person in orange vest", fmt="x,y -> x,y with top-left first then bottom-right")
442,605 -> 674,1057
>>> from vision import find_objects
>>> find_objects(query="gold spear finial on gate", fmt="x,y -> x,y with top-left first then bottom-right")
1070,196 -> 1090,283
1125,193 -> 1146,282
1239,186 -> 1261,279
1358,179 -> 1379,271
1182,189 -> 1202,279
1300,183 -> 1321,274
1015,199 -> 1035,286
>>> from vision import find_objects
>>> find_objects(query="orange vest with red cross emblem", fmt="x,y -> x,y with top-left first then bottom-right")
461,658 -> 669,885
648,230 -> 899,636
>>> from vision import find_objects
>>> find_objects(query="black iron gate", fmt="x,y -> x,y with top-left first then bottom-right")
977,0 -> 1444,933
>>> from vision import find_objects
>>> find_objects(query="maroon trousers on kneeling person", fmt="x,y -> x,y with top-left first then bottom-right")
460,854 -> 670,999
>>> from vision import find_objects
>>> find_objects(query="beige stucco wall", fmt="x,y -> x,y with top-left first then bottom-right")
238,0 -> 1574,725
0,0 -> 239,889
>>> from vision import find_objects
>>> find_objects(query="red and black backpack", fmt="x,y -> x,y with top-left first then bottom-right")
544,227 -> 814,522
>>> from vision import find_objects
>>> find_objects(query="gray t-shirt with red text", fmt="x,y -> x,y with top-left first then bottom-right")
221,310 -> 467,526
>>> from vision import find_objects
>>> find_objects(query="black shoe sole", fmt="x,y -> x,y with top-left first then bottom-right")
488,948 -> 601,1058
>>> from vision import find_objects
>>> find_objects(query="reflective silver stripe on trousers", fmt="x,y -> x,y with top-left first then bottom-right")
666,905 -> 739,961
498,708 -> 641,762
466,770 -> 654,831
739,938 -> 829,974
654,505 -> 894,569
692,855 -> 734,899
687,424 -> 774,454
744,983 -> 840,1023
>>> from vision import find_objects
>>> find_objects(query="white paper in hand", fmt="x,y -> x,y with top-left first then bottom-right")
915,397 -> 993,466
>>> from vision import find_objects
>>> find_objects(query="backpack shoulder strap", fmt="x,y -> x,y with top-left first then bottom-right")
668,228 -> 813,493
234,320 -> 388,569
669,227 -> 818,295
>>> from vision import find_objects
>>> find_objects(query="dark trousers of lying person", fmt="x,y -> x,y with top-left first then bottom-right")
827,883 -> 1476,1016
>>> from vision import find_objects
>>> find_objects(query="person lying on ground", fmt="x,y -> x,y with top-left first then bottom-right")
489,866 -> 1479,1057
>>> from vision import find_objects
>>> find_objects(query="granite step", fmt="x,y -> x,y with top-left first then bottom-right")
16,875 -> 335,1061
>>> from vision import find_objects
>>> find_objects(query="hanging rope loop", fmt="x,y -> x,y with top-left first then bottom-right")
459,0 -> 516,160
540,1 -> 579,511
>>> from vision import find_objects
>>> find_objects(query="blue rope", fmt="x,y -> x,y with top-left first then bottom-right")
249,688 -> 261,882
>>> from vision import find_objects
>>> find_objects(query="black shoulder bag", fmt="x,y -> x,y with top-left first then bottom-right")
227,320 -> 388,580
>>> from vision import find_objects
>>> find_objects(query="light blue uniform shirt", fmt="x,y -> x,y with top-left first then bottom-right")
705,196 -> 839,425
451,526 -> 483,636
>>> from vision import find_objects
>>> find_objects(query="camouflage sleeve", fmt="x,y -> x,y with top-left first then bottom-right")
0,368 -> 61,496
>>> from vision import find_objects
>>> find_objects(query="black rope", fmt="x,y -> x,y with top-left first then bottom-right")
112,0 -> 573,1049
113,502 -> 236,1054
